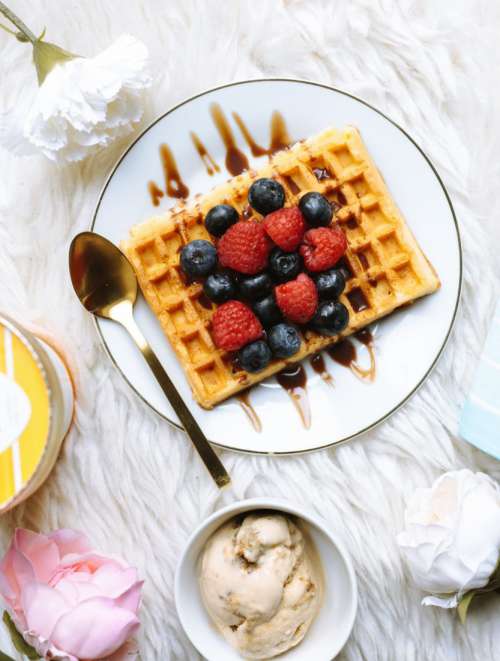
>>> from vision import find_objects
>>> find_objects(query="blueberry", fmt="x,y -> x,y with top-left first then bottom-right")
203,273 -> 236,303
252,294 -> 283,327
238,340 -> 272,373
180,240 -> 217,278
299,192 -> 333,227
248,178 -> 285,215
268,323 -> 301,359
315,269 -> 346,300
268,248 -> 302,283
311,301 -> 349,336
205,204 -> 239,237
239,273 -> 273,301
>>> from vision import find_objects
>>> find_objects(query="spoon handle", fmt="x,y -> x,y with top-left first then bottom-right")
114,303 -> 231,489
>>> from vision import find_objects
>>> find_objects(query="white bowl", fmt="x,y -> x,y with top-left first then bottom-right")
175,498 -> 358,661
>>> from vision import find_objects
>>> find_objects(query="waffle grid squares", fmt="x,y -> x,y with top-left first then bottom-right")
122,126 -> 440,409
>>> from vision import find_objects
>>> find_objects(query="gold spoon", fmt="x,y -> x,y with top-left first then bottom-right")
69,231 -> 231,489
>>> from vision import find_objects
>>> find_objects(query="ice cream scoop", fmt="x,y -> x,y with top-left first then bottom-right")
198,511 -> 321,659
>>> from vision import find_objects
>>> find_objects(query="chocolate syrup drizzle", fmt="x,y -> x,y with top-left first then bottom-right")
147,180 -> 164,207
276,364 -> 311,429
327,329 -> 376,382
309,353 -> 334,387
160,143 -> 190,199
237,391 -> 262,433
232,110 -> 292,158
210,103 -> 249,176
148,105 -> 293,204
190,131 -> 220,176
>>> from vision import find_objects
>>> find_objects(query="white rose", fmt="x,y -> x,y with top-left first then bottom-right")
397,469 -> 500,608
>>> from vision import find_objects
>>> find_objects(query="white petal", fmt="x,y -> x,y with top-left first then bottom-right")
422,593 -> 459,609
18,34 -> 151,164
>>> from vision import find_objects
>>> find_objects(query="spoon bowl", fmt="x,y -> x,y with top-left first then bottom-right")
69,231 -> 231,489
69,231 -> 137,317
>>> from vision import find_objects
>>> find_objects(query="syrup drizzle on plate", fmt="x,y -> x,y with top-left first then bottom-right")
190,131 -> 220,176
276,364 -> 311,429
237,391 -> 262,433
210,103 -> 249,176
232,110 -> 292,158
159,144 -> 189,199
327,329 -> 376,382
147,106 -> 293,203
147,181 -> 164,207
239,328 -> 377,432
231,112 -> 268,157
309,353 -> 334,387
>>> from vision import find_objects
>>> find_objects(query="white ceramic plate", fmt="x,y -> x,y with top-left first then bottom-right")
92,79 -> 461,454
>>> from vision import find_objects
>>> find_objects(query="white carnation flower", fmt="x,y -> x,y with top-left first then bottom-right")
0,4 -> 152,165
24,34 -> 152,163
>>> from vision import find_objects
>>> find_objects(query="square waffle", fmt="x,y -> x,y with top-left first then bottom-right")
121,126 -> 440,409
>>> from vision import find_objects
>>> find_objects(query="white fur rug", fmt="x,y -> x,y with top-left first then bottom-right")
1,1 -> 500,659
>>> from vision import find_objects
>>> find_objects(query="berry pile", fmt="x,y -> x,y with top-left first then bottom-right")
179,178 -> 349,373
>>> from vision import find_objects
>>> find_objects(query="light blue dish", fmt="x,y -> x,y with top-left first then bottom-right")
459,299 -> 500,459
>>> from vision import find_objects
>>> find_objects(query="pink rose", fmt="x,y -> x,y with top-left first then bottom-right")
0,529 -> 142,661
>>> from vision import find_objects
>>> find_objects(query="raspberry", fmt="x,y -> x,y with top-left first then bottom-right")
275,273 -> 318,324
212,300 -> 263,351
218,221 -> 271,274
299,227 -> 347,272
263,207 -> 306,251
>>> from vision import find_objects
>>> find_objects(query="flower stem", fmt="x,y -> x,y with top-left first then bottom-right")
0,1 -> 36,42
0,21 -> 17,36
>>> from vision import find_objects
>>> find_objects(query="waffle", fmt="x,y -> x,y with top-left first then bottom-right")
122,126 -> 440,409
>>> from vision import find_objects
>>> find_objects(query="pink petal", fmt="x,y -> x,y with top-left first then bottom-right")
21,582 -> 71,640
53,576 -> 79,605
0,557 -> 16,602
60,552 -> 123,573
51,597 -> 139,659
12,548 -> 36,591
67,571 -> 95,582
55,575 -> 104,603
48,529 -> 91,559
50,566 -> 94,586
115,581 -> 143,613
100,638 -> 139,661
70,579 -> 102,602
0,542 -> 28,605
92,564 -> 138,598
14,529 -> 60,583
0,546 -> 36,608
0,542 -> 18,603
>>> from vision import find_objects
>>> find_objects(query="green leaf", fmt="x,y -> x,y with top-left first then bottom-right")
0,650 -> 16,661
2,612 -> 40,659
473,560 -> 500,596
457,591 -> 476,625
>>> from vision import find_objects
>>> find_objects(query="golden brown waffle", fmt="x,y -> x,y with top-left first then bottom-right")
122,126 -> 440,409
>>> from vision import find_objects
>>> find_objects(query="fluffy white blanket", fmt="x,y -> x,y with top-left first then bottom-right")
1,1 -> 499,659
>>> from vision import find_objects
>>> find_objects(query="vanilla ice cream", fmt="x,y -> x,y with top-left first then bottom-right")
198,511 -> 322,659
